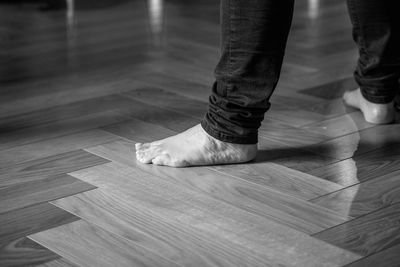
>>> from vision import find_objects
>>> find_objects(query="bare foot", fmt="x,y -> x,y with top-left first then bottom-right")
343,88 -> 395,124
135,124 -> 257,167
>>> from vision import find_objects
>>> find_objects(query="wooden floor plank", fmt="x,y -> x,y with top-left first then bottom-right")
0,110 -> 128,151
306,123 -> 400,160
301,112 -> 375,139
0,73 -> 147,119
67,160 -> 360,266
0,202 -> 79,245
298,77 -> 357,100
343,243 -> 400,267
122,88 -> 208,119
86,140 -> 350,234
212,161 -> 343,200
258,119 -> 330,149
132,72 -> 210,102
102,117 -> 177,143
52,191 -> 272,267
30,220 -> 182,267
0,94 -> 134,132
310,170 -> 400,218
255,144 -> 338,173
112,96 -> 200,133
0,150 -> 108,188
102,118 -> 341,199
313,203 -> 400,257
35,258 -> 80,267
0,129 -> 119,169
0,174 -> 96,214
0,203 -> 78,267
308,144 -> 400,187
0,237 -> 60,267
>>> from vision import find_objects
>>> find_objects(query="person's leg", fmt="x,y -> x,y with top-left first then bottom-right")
136,0 -> 294,167
344,0 -> 400,124
201,0 -> 294,144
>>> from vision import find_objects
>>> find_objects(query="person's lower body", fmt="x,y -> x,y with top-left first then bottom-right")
135,0 -> 294,167
343,0 -> 400,123
201,0 -> 294,144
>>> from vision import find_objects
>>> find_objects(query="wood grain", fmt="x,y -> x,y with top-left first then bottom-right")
0,173 -> 96,213
0,203 -> 78,267
0,202 -> 79,245
258,119 -> 330,149
313,203 -> 400,256
30,220 -> 182,267
0,237 -> 60,267
0,129 -> 118,169
310,169 -> 400,218
0,94 -> 132,133
0,110 -> 128,151
86,140 -> 350,234
111,96 -> 200,133
102,117 -> 177,143
344,243 -> 400,267
122,87 -> 208,119
67,160 -> 360,266
35,258 -> 80,267
301,111 -> 376,139
53,191 -> 270,267
298,77 -> 357,100
306,123 -> 400,160
212,161 -> 343,200
0,150 -> 108,188
102,119 -> 341,200
308,144 -> 400,187
255,144 -> 338,173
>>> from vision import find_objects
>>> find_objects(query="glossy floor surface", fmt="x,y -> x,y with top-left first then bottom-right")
1,0 -> 400,266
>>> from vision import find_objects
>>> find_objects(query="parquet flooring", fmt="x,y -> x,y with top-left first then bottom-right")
1,0 -> 400,266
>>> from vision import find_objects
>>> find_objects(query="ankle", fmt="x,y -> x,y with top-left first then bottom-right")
363,101 -> 395,124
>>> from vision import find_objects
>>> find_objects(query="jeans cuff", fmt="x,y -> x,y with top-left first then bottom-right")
360,88 -> 396,104
200,119 -> 258,145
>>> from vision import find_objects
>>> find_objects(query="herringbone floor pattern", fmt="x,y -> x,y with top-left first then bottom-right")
1,0 -> 399,266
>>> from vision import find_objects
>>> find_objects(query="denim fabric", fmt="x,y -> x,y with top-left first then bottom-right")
202,0 -> 400,145
201,0 -> 294,144
347,0 -> 400,103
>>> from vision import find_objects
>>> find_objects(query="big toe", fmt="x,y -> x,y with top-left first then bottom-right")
152,154 -> 188,167
136,143 -> 151,151
136,148 -> 160,164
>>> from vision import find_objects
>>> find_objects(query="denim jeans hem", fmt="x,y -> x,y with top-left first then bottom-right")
360,87 -> 397,104
200,119 -> 258,145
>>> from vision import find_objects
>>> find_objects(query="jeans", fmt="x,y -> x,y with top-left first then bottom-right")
201,0 -> 400,144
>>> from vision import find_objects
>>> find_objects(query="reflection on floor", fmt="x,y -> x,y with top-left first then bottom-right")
1,0 -> 399,266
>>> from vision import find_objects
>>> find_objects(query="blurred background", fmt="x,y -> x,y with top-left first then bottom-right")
0,0 -> 362,117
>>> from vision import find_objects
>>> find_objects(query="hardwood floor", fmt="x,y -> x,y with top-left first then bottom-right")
1,0 -> 399,266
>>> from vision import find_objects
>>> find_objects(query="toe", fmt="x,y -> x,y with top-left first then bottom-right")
136,149 -> 157,164
152,154 -> 188,168
137,143 -> 151,151
135,143 -> 142,150
138,147 -> 164,164
136,151 -> 150,164
151,156 -> 165,166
